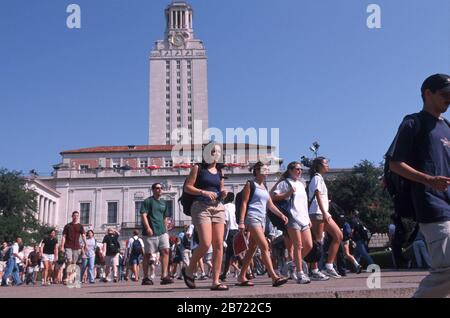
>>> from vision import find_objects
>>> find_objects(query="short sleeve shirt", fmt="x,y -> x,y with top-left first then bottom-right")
140,197 -> 169,237
308,174 -> 329,215
62,223 -> 85,249
274,178 -> 310,226
386,111 -> 450,223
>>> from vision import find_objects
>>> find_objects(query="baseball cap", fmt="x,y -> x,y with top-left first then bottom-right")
421,73 -> 450,93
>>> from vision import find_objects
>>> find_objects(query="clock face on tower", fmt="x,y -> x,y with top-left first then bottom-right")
170,33 -> 185,47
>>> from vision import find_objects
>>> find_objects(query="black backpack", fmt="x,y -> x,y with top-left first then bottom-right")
178,164 -> 222,216
107,235 -> 120,254
234,180 -> 256,223
130,238 -> 142,256
267,179 -> 294,232
2,245 -> 12,261
384,112 -> 450,220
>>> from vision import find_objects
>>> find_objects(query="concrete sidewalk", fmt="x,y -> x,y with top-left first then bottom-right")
0,270 -> 429,298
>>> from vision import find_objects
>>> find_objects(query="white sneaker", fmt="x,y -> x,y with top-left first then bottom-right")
297,273 -> 311,284
289,270 -> 298,281
310,271 -> 330,281
322,268 -> 342,278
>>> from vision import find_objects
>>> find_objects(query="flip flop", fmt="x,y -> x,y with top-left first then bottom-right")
181,267 -> 196,289
235,280 -> 254,287
272,277 -> 288,287
210,283 -> 229,291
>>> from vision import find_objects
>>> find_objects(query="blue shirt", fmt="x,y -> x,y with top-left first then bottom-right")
195,167 -> 221,203
387,111 -> 450,223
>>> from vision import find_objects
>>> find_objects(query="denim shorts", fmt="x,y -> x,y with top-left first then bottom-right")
309,213 -> 324,222
287,220 -> 310,232
245,215 -> 265,229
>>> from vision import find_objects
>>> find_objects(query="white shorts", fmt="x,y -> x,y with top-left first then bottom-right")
42,254 -> 55,262
105,254 -> 119,267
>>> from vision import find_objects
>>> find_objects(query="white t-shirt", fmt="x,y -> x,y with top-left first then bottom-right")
12,243 -> 20,263
308,174 -> 329,215
224,203 -> 238,231
186,224 -> 197,250
274,178 -> 310,226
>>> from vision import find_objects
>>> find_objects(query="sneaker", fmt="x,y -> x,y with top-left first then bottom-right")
355,264 -> 362,274
101,278 -> 108,283
289,270 -> 298,281
322,268 -> 342,278
297,273 -> 311,284
310,271 -> 330,281
199,274 -> 208,280
113,278 -> 118,283
141,277 -> 154,286
160,276 -> 174,285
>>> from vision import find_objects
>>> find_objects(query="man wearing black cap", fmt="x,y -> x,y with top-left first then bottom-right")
386,73 -> 450,297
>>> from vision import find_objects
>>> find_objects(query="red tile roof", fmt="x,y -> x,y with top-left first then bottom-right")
61,144 -> 274,155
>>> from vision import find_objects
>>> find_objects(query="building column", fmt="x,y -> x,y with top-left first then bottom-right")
39,196 -> 45,223
42,198 -> 48,225
36,196 -> 41,221
47,200 -> 52,225
50,202 -> 56,227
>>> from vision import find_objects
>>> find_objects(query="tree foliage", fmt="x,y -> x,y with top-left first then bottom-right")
327,160 -> 394,233
0,168 -> 52,244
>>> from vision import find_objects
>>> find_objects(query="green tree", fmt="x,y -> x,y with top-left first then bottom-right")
0,168 -> 52,244
327,160 -> 394,233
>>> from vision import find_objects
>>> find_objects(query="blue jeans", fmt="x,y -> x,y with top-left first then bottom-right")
354,240 -> 374,265
1,258 -> 21,285
81,255 -> 95,283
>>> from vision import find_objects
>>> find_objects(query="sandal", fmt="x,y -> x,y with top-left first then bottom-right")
235,280 -> 254,287
272,277 -> 288,287
182,267 -> 196,289
210,283 -> 229,291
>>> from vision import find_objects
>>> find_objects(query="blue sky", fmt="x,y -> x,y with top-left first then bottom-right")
0,0 -> 449,175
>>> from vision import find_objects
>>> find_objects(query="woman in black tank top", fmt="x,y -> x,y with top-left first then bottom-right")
182,142 -> 229,291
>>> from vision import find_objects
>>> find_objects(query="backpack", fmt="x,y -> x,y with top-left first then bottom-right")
267,179 -> 294,232
234,180 -> 256,223
107,235 -> 120,254
3,245 -> 12,261
384,112 -> 450,220
130,238 -> 143,256
178,164 -> 222,216
343,222 -> 352,241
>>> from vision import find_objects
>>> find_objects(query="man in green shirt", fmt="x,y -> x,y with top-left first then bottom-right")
140,183 -> 173,285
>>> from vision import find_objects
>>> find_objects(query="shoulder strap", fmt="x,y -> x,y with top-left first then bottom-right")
308,174 -> 321,206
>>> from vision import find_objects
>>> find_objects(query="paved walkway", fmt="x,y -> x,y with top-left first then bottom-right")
0,270 -> 430,298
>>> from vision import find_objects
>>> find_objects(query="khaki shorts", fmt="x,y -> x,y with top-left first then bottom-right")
105,254 -> 119,267
143,233 -> 170,255
191,200 -> 225,225
65,248 -> 81,265
0,261 -> 6,272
